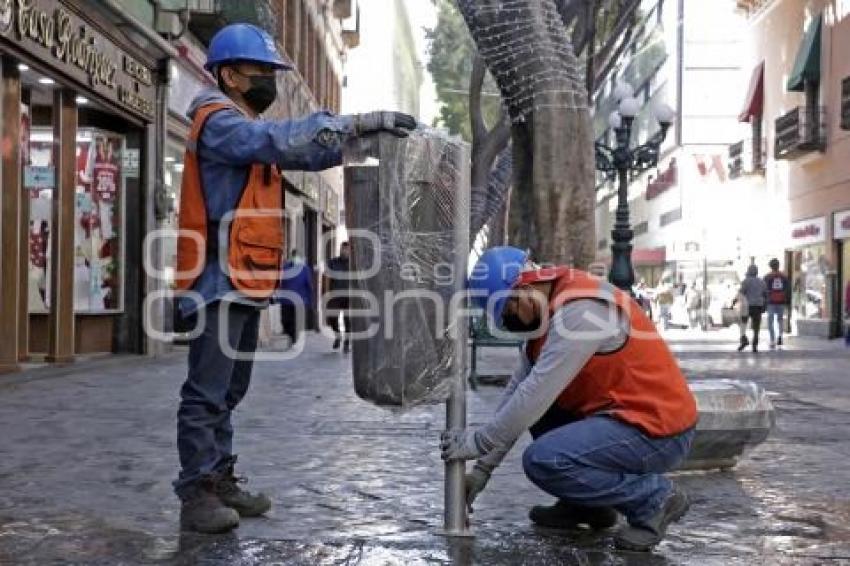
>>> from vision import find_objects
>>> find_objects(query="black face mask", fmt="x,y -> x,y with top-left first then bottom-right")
241,74 -> 277,114
502,312 -> 541,334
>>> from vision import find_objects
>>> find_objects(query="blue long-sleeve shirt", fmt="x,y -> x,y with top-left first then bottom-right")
178,88 -> 351,317
275,260 -> 315,309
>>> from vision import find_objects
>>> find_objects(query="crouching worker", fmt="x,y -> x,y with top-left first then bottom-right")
441,247 -> 697,551
173,23 -> 416,534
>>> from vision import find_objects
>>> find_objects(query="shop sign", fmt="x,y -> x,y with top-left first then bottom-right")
0,0 -> 156,121
834,209 -> 850,240
24,165 -> 54,188
790,216 -> 826,247
122,148 -> 139,178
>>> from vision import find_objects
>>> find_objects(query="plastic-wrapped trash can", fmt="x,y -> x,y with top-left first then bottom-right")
343,131 -> 470,409
680,379 -> 776,471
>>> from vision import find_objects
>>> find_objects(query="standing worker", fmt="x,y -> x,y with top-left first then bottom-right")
173,23 -> 416,534
732,264 -> 767,352
763,258 -> 790,349
322,241 -> 352,353
442,247 -> 697,552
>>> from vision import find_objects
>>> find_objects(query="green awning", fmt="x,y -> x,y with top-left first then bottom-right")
787,13 -> 823,92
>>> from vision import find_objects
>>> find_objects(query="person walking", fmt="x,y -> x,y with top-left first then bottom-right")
323,241 -> 352,353
685,281 -> 702,330
732,264 -> 767,352
447,247 -> 697,552
172,24 -> 416,534
763,258 -> 791,349
655,282 -> 674,329
277,250 -> 314,348
844,279 -> 850,346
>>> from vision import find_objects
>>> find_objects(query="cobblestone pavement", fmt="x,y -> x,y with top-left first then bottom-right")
0,327 -> 848,565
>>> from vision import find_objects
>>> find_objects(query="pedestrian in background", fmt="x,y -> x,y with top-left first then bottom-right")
763,258 -> 790,349
323,241 -> 352,353
844,279 -> 850,346
685,281 -> 702,329
277,249 -> 314,348
656,282 -> 674,329
732,264 -> 767,352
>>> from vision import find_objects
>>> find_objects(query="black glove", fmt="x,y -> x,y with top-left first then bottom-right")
350,111 -> 417,137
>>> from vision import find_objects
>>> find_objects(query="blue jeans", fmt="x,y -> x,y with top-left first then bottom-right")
174,301 -> 260,499
766,304 -> 785,344
523,408 -> 694,525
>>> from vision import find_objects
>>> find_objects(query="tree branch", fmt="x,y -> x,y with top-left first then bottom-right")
469,54 -> 487,143
593,0 -> 640,66
592,20 -> 634,92
554,0 -> 581,32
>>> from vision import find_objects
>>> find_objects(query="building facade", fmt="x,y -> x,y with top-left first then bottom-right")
0,0 -> 171,371
735,0 -> 850,337
593,0 -> 789,325
0,0 -> 356,372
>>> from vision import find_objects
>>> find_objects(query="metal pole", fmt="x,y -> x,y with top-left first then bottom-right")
443,138 -> 472,537
444,363 -> 468,535
609,121 -> 635,292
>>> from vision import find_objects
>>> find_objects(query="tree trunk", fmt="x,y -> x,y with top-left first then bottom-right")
457,0 -> 596,267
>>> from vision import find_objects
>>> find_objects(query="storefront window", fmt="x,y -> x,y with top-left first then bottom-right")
792,245 -> 830,320
25,105 -> 54,314
73,129 -> 125,312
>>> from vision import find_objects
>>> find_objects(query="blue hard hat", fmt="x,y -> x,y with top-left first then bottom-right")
468,246 -> 529,327
205,23 -> 293,71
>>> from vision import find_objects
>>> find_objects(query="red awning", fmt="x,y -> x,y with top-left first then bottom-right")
738,62 -> 765,122
596,247 -> 666,267
632,247 -> 666,266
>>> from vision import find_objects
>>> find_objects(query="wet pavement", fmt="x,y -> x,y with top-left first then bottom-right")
0,327 -> 849,565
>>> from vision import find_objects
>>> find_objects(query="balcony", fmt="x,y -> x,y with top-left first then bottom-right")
186,0 -> 281,47
333,0 -> 353,19
774,106 -> 826,160
728,138 -> 767,178
841,77 -> 850,130
341,3 -> 360,48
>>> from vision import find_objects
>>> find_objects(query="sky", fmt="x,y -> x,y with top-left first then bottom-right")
403,0 -> 439,125
341,0 -> 439,122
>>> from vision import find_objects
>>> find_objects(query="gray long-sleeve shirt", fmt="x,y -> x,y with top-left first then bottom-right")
738,275 -> 767,308
475,298 -> 629,473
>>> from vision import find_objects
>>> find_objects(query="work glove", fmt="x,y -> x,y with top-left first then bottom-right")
464,464 -> 491,513
440,428 -> 492,461
349,111 -> 417,138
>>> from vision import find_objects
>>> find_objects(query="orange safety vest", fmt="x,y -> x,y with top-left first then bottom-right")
175,102 -> 284,299
523,267 -> 698,437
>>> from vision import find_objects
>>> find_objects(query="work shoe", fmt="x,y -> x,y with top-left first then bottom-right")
343,339 -> 350,354
214,458 -> 272,518
180,480 -> 240,534
614,484 -> 690,552
332,337 -> 341,350
752,341 -> 759,353
529,500 -> 618,530
737,335 -> 749,352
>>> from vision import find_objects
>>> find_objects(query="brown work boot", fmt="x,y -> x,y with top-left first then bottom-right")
214,457 -> 272,518
179,479 -> 240,534
529,500 -> 618,530
614,483 -> 690,551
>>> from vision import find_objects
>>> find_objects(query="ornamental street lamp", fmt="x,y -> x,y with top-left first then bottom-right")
595,81 -> 676,292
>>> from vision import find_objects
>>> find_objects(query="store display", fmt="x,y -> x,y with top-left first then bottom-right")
27,127 -> 125,313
